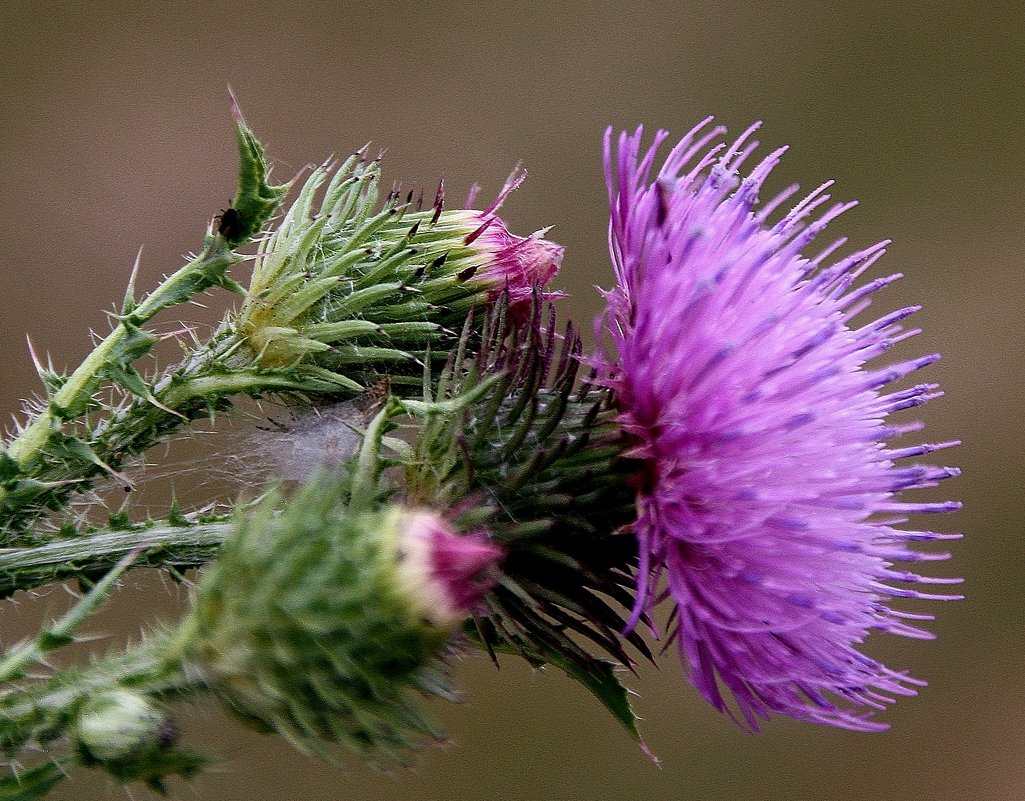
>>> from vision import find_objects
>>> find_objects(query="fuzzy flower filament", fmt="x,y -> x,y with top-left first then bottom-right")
599,120 -> 962,732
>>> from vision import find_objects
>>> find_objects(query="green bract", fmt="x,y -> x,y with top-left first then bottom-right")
175,479 -> 464,761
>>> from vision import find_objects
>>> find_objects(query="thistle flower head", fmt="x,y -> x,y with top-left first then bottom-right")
598,120 -> 962,732
180,476 -> 502,760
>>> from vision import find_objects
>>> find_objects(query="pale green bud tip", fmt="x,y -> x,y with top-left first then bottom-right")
74,690 -> 175,762
392,509 -> 504,630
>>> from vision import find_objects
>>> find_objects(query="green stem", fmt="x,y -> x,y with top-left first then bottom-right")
0,553 -> 207,764
0,631 -> 201,758
348,401 -> 396,511
1,245 -> 238,498
0,521 -> 232,598
0,550 -> 137,683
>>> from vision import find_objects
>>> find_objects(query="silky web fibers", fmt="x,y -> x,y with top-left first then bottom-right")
83,399 -> 373,523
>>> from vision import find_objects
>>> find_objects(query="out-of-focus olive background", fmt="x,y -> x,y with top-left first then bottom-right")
1,2 -> 1022,799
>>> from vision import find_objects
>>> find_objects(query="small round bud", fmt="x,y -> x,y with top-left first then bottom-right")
178,479 -> 503,761
75,690 -> 172,762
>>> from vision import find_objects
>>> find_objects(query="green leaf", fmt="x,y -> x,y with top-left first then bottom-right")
100,364 -> 184,420
106,320 -> 158,363
0,760 -> 70,801
100,363 -> 151,400
223,91 -> 289,247
48,435 -> 129,486
542,647 -> 641,741
469,620 -> 642,742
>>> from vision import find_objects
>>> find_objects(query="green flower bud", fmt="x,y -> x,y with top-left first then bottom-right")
235,155 -> 561,392
176,478 -> 502,761
74,690 -> 174,763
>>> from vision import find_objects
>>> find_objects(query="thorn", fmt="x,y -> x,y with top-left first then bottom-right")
145,393 -> 187,421
157,324 -> 194,342
25,335 -> 46,380
100,460 -> 134,490
227,85 -> 245,125
464,218 -> 494,246
431,177 -> 446,225
123,245 -> 143,311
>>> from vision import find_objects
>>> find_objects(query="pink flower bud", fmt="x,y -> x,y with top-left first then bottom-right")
474,219 -> 563,305
465,170 -> 564,308
395,510 -> 504,629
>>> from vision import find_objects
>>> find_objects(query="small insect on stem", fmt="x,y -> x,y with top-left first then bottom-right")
214,205 -> 243,242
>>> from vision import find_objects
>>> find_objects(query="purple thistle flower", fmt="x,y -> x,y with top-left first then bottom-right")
598,119 -> 962,732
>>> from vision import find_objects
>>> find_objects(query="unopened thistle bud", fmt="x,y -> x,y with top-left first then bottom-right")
174,477 -> 502,760
74,690 -> 175,763
236,156 -> 561,392
445,171 -> 563,307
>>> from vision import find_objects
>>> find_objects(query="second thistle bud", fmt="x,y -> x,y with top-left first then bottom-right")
174,476 -> 502,760
74,690 -> 176,763
393,508 -> 504,630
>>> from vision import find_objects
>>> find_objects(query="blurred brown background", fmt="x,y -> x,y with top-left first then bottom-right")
1,1 -> 1022,799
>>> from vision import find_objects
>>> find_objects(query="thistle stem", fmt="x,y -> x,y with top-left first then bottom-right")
0,245 -> 239,515
0,630 -> 202,758
0,550 -> 137,684
0,522 -> 232,597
